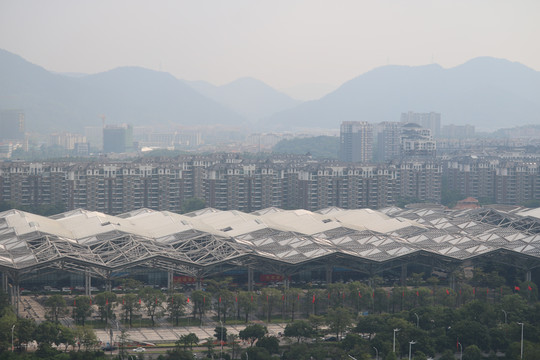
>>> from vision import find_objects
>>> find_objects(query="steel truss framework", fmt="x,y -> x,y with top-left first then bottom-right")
1,205 -> 540,287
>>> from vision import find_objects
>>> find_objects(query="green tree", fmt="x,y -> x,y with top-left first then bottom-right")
326,307 -> 353,340
284,320 -> 314,343
139,287 -> 165,327
44,294 -> 69,323
191,290 -> 210,323
176,333 -> 199,350
463,345 -> 483,360
74,325 -> 98,351
167,293 -> 186,326
16,317 -> 37,351
256,336 -> 279,354
57,325 -> 75,351
121,293 -> 140,327
244,346 -> 273,360
228,333 -> 240,359
238,291 -> 256,323
261,287 -> 282,322
214,325 -> 227,343
285,288 -> 302,321
73,296 -> 93,326
239,324 -> 268,347
94,291 -> 117,324
34,321 -> 60,348
204,337 -> 215,359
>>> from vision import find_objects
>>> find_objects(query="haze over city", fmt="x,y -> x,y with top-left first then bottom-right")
1,0 -> 539,100
3,2 -> 540,358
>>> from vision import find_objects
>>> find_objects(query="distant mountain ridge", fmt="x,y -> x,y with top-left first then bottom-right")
1,48 -> 539,134
266,57 -> 540,131
0,49 -> 246,133
186,77 -> 301,122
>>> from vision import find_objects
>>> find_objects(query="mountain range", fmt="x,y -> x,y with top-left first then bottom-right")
267,57 -> 540,131
1,48 -> 539,133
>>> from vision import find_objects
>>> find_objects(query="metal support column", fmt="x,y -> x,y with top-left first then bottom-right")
167,270 -> 174,291
400,264 -> 407,286
248,267 -> 254,292
1,272 -> 8,293
105,272 -> 112,292
450,274 -> 456,291
85,271 -> 92,297
14,279 -> 20,317
526,270 -> 532,282
326,265 -> 333,285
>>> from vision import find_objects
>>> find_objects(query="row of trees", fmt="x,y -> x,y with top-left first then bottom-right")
41,274 -> 538,330
152,294 -> 540,360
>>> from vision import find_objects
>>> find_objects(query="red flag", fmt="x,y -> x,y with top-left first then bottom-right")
515,286 -> 520,291
106,298 -> 108,305
446,289 -> 450,295
282,295 -> 284,301
187,297 -> 190,303
486,288 -> 489,294
416,290 -> 419,297
459,289 -> 462,295
297,294 -> 300,300
155,298 -> 158,305
473,288 -> 476,295
219,297 -> 221,303
359,291 -> 362,298
312,294 -> 315,303
528,285 -> 532,291
372,291 -> 375,298
402,291 -> 405,298
138,298 -> 141,304
235,296 -> 238,303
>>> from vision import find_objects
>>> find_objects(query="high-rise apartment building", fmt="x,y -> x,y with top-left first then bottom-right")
0,156 -> 442,214
103,124 -> 134,153
377,122 -> 402,162
339,121 -> 373,163
400,123 -> 436,158
0,110 -> 25,141
401,111 -> 441,138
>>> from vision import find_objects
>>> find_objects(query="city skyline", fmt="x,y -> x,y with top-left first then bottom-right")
1,1 -> 539,100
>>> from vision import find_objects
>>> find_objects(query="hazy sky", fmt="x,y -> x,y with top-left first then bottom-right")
1,0 -> 539,99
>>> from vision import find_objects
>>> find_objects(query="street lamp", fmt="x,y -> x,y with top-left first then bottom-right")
373,346 -> 379,360
457,341 -> 463,360
11,324 -> 15,352
393,328 -> 400,353
501,309 -> 507,324
414,312 -> 419,328
517,322 -> 524,359
220,320 -> 224,360
408,340 -> 416,360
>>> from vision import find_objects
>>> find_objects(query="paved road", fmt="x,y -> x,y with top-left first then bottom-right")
94,323 -> 287,344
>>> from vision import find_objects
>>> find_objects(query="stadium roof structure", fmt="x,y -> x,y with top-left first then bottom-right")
1,205 -> 540,282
